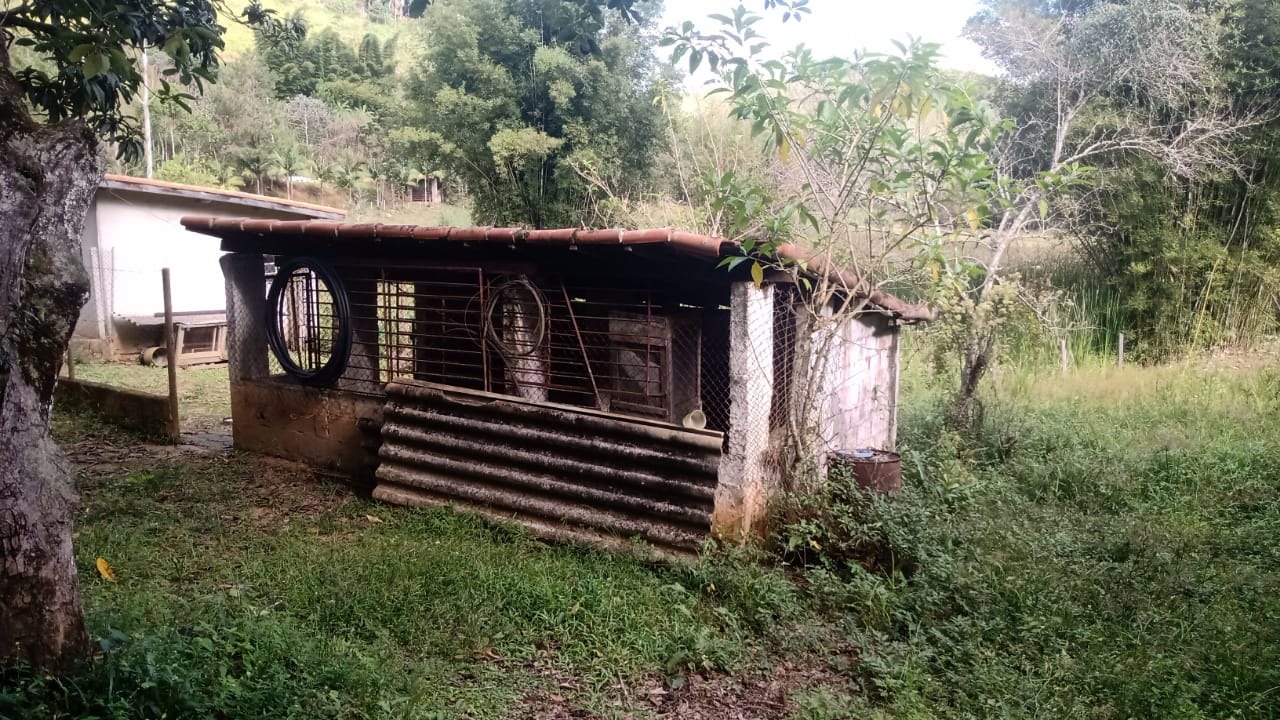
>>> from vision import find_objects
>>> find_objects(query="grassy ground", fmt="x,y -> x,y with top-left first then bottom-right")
7,354 -> 1279,718
69,361 -> 232,433
349,202 -> 473,226
856,355 -> 1280,718
11,412 -> 843,719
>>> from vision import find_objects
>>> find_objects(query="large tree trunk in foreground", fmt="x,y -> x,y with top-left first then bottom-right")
0,46 -> 101,671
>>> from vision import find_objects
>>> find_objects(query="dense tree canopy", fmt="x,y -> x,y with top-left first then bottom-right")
410,0 -> 665,227
259,27 -> 397,98
968,0 -> 1280,357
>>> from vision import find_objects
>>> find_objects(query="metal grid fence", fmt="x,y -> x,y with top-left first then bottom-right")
262,259 -> 745,433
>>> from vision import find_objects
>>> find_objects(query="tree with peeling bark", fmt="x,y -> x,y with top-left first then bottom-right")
952,0 -> 1262,419
0,0 -> 294,671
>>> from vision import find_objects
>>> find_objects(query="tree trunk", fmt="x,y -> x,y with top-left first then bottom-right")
0,46 -> 99,671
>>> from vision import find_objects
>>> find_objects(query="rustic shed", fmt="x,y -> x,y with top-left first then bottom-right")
184,217 -> 930,552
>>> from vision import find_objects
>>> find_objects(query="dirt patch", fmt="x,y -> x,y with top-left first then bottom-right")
226,456 -> 357,531
67,430 -> 357,535
512,645 -> 859,719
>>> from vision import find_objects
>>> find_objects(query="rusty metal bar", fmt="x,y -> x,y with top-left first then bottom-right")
479,270 -> 491,392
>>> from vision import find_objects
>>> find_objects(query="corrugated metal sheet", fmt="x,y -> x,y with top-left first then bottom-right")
373,379 -> 724,553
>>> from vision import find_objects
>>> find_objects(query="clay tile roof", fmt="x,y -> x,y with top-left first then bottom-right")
179,216 -> 932,322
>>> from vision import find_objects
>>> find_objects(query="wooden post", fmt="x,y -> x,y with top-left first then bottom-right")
162,268 -> 180,441
1117,333 -> 1126,368
64,346 -> 74,380
1058,337 -> 1070,376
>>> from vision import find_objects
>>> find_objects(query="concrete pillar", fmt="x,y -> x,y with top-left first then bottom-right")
502,293 -> 549,402
220,252 -> 268,382
713,281 -> 775,540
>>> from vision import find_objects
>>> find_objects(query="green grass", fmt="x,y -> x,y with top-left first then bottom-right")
5,412 -> 826,719
821,357 -> 1280,718
220,0 -> 409,60
350,202 -> 473,226
13,353 -> 1280,718
69,361 -> 231,432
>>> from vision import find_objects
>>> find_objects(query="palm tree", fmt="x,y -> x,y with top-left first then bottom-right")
365,157 -> 388,210
234,145 -> 276,195
270,144 -> 312,200
386,159 -> 420,208
334,153 -> 367,207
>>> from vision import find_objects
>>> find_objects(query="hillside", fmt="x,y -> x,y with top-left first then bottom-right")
219,0 -> 410,59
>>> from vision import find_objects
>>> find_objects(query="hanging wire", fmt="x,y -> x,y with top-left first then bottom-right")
482,276 -> 549,362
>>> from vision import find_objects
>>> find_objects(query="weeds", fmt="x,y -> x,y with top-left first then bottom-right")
781,359 -> 1280,718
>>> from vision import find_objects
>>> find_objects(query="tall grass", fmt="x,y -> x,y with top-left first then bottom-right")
1005,250 -> 1279,367
781,358 -> 1280,718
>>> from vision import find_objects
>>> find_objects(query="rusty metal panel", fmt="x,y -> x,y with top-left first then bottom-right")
373,379 -> 723,554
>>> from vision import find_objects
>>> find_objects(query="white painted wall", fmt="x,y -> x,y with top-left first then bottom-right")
808,308 -> 900,454
74,183 -> 342,353
833,313 -> 899,451
95,194 -> 229,316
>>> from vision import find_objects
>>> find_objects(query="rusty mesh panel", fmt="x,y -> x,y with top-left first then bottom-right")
770,284 -> 800,432
257,260 -> 733,429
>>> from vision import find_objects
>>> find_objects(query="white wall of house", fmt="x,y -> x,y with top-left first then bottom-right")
94,194 -> 231,316
74,176 -> 344,357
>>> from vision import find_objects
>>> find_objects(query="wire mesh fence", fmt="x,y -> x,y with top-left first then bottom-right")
258,259 -> 746,431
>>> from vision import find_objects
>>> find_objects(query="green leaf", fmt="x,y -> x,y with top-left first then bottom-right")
750,261 -> 764,287
107,48 -> 130,75
68,44 -> 96,62
163,32 -> 185,57
83,52 -> 109,79
1038,198 -> 1049,220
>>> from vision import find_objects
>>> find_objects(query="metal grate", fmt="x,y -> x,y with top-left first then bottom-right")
266,260 -> 735,430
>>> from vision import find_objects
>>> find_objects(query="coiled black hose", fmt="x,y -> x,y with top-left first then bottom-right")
265,257 -> 353,387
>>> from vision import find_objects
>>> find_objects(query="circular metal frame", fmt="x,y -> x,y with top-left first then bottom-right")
264,256 -> 353,387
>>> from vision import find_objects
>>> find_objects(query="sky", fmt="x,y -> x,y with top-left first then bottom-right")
658,0 -> 1000,76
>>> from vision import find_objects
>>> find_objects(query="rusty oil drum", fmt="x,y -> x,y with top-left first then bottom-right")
830,449 -> 902,494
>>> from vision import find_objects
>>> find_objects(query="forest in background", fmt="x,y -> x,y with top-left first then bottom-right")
107,0 -> 1280,364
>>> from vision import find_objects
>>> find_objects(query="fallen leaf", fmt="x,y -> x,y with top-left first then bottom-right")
96,557 -> 116,582
365,515 -> 384,524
